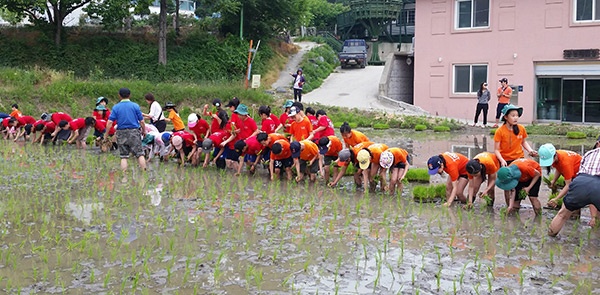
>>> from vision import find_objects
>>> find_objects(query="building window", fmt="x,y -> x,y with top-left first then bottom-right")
456,0 -> 490,28
400,9 -> 415,26
453,64 -> 488,93
576,0 -> 600,21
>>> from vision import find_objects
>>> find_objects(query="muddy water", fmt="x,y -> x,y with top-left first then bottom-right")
0,131 -> 598,294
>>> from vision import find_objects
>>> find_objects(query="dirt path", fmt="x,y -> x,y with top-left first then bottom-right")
271,41 -> 319,90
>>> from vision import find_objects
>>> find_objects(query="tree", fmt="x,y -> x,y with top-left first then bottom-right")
0,0 -> 95,46
303,0 -> 348,31
158,0 -> 167,65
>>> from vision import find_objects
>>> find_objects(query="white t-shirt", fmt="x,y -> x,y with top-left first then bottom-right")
293,75 -> 303,90
149,101 -> 163,121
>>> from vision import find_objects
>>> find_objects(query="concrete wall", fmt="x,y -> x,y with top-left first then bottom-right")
414,0 -> 600,123
387,53 -> 414,104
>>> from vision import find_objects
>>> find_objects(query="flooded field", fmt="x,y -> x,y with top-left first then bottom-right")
0,130 -> 598,294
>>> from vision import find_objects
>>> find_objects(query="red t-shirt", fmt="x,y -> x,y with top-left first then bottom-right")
92,109 -> 111,121
190,118 -> 210,140
315,115 -> 335,139
269,114 -> 280,127
51,112 -> 73,125
42,121 -> 56,134
32,120 -> 45,133
172,131 -> 195,147
69,118 -> 86,130
94,119 -> 116,135
17,116 -> 36,127
279,113 -> 291,134
209,130 -> 230,147
307,115 -> 318,130
2,119 -> 9,128
261,117 -> 277,134
244,136 -> 264,156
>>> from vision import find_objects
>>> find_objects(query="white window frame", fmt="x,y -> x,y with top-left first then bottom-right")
574,0 -> 600,22
453,64 -> 488,94
455,0 -> 490,29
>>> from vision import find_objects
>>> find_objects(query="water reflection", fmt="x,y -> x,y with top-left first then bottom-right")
65,202 -> 104,225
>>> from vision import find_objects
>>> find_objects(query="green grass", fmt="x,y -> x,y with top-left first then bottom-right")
404,168 -> 430,183
414,124 -> 427,131
372,123 -> 390,130
526,123 -> 600,137
433,126 -> 451,132
412,184 -> 445,203
566,131 -> 586,139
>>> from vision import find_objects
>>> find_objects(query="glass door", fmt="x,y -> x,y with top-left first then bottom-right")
584,79 -> 600,123
537,78 -> 562,120
562,79 -> 583,122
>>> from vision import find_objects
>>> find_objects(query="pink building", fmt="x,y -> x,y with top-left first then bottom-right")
414,0 -> 600,124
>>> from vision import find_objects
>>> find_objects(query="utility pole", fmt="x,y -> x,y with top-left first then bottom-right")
244,40 -> 253,89
239,6 -> 244,40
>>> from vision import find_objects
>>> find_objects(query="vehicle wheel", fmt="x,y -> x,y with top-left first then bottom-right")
360,63 -> 366,68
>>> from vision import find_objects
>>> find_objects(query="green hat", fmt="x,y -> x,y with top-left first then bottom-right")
96,97 -> 108,106
495,165 -> 521,191
234,104 -> 249,115
501,104 -> 523,120
283,100 -> 294,108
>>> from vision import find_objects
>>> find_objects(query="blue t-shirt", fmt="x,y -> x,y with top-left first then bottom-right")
109,99 -> 143,130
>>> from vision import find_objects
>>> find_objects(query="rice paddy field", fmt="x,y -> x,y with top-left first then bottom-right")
0,130 -> 598,294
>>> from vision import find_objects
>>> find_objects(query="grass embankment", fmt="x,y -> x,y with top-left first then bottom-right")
296,44 -> 339,93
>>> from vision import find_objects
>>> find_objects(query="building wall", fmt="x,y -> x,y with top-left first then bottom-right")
414,0 -> 600,123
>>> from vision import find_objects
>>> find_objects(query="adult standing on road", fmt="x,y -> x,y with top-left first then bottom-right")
290,69 -> 305,102
143,93 -> 166,132
473,82 -> 490,127
106,88 -> 147,172
494,78 -> 512,128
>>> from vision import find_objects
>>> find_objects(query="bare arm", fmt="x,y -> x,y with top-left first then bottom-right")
494,141 -> 507,167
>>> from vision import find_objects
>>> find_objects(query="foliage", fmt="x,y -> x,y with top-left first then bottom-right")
489,128 -> 497,135
414,124 -> 427,131
0,67 -> 273,117
301,0 -> 349,30
372,123 -> 389,130
296,44 -> 339,93
526,122 -> 599,137
412,184 -> 445,203
404,168 -> 429,183
566,131 -> 586,139
433,126 -> 451,132
542,174 -> 566,189
482,195 -> 493,206
219,0 -> 304,39
0,28 -> 274,83
84,0 -> 138,31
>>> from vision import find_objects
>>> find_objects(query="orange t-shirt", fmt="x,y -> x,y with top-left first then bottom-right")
494,123 -> 528,161
367,143 -> 388,165
511,158 -> 541,182
299,140 -> 319,161
290,116 -> 312,141
343,130 -> 369,148
266,133 -> 286,148
553,150 -> 581,181
472,152 -> 500,177
271,139 -> 292,160
9,109 -> 22,118
497,86 -> 512,104
441,152 -> 469,182
324,135 -> 343,157
387,147 -> 409,165
351,141 -> 374,164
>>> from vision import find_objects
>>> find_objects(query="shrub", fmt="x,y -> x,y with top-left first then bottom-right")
296,44 -> 339,93
566,131 -> 586,139
373,123 -> 389,130
433,126 -> 451,132
414,124 -> 427,131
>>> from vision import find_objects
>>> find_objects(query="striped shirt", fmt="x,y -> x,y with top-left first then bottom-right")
578,148 -> 600,176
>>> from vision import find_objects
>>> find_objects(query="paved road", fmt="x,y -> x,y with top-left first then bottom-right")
302,65 -> 391,111
271,42 -> 319,90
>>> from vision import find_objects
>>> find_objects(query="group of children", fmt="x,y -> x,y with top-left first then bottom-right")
2,98 -> 598,231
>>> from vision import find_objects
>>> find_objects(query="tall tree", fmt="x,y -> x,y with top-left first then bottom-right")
0,0 -> 94,46
158,0 -> 167,65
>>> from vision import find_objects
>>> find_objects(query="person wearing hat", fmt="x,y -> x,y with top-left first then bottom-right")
466,152 -> 500,207
203,98 -> 229,134
494,104 -> 537,168
269,139 -> 294,181
233,135 -> 265,176
548,146 -> 600,236
318,135 -> 343,184
328,141 -> 374,187
308,110 -> 335,142
105,87 -> 147,172
290,140 -> 321,182
187,113 -> 210,143
163,102 -> 185,132
93,97 -> 111,121
290,69 -> 306,102
142,93 -> 166,132
427,152 -> 470,207
166,130 -> 197,166
339,122 -> 370,148
357,143 -> 389,192
201,130 -> 236,168
276,100 -> 294,134
538,143 -> 582,209
494,78 -> 512,128
496,158 -> 542,215
288,106 -> 312,142
379,147 -> 410,195
258,106 -> 278,134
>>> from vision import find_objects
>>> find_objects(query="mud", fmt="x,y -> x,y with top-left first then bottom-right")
0,130 -> 598,294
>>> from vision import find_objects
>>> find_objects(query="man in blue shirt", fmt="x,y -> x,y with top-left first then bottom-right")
105,88 -> 147,172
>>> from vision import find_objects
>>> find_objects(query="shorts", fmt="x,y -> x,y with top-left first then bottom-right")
225,146 -> 239,162
178,145 -> 193,157
563,173 -> 600,211
244,154 -> 257,163
273,157 -> 293,169
515,177 -> 541,200
323,155 -> 337,166
54,129 -> 71,142
116,128 -> 144,158
392,162 -> 407,169
459,174 -> 468,180
76,126 -> 91,142
300,159 -> 319,174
